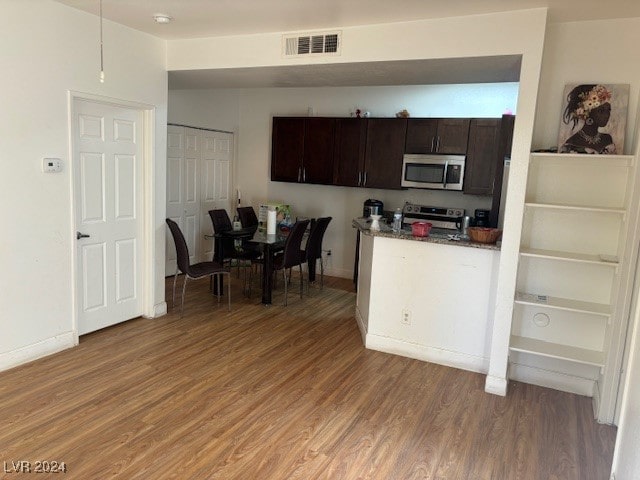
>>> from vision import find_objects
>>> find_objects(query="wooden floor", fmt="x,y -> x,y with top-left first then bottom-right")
0,273 -> 616,479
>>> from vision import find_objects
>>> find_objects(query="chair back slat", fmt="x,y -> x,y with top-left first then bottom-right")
166,219 -> 191,275
237,206 -> 259,228
305,217 -> 332,261
209,209 -> 233,233
281,219 -> 310,270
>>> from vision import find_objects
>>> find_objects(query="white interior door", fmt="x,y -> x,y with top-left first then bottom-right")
201,130 -> 233,261
166,127 -> 233,270
74,99 -> 143,335
166,126 -> 200,274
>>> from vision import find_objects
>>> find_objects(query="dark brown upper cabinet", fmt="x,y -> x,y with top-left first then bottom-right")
333,118 -> 367,187
303,118 -> 336,184
271,117 -> 304,183
405,118 -> 470,154
463,118 -> 501,195
271,117 -> 335,185
489,115 -> 516,226
363,118 -> 407,189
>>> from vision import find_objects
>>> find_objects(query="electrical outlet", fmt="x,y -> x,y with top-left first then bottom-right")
401,309 -> 411,325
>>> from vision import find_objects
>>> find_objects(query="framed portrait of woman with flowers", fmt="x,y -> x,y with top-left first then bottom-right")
557,83 -> 629,154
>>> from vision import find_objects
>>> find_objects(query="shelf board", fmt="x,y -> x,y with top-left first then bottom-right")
530,152 -> 634,165
519,248 -> 619,267
524,202 -> 626,215
514,292 -> 611,317
509,335 -> 605,368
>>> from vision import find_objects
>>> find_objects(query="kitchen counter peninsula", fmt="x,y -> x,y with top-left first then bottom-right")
352,217 -> 501,251
354,217 -> 501,374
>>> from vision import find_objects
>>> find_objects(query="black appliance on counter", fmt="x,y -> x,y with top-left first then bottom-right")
363,199 -> 384,218
473,209 -> 491,227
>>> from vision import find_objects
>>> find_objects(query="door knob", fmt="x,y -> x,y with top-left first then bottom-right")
76,232 -> 90,239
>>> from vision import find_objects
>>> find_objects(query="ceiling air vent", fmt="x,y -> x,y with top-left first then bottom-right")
283,31 -> 341,57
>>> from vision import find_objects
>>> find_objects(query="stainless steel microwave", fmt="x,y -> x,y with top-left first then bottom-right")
401,154 -> 465,190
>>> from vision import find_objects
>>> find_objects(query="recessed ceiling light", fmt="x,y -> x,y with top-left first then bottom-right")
153,14 -> 173,24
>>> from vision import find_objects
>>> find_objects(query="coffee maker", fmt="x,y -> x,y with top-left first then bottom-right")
474,209 -> 490,227
363,199 -> 384,218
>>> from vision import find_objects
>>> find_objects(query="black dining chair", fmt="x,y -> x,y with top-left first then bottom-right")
272,219 -> 310,306
209,209 -> 261,295
302,216 -> 332,290
237,206 -> 259,228
166,218 -> 230,315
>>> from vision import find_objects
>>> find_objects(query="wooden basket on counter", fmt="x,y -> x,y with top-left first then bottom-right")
467,227 -> 502,244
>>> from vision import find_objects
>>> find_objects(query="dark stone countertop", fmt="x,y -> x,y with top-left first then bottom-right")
352,218 -> 501,252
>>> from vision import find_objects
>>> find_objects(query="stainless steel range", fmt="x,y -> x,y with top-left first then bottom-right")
402,203 -> 465,230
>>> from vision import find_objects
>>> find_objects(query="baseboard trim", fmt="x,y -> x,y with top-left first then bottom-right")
355,308 -> 367,345
509,362 -> 595,397
0,332 -> 77,372
592,381 -> 602,421
365,333 -> 488,374
323,266 -> 352,279
485,374 -> 508,396
147,301 -> 167,318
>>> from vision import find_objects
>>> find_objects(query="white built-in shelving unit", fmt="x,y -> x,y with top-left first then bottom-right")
509,153 -> 636,404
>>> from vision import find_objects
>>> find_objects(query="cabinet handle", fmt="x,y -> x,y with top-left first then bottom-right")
431,137 -> 436,152
358,171 -> 362,186
298,166 -> 302,182
303,167 -> 306,182
363,171 -> 367,187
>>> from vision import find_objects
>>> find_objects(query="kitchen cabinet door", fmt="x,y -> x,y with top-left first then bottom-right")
303,118 -> 335,184
489,114 -> 515,226
463,119 -> 500,195
333,118 -> 367,186
405,118 -> 470,154
271,117 -> 304,182
436,118 -> 470,154
364,118 -> 407,189
405,119 -> 438,154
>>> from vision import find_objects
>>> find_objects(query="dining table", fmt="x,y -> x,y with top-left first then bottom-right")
214,223 -> 316,305
248,230 -> 288,305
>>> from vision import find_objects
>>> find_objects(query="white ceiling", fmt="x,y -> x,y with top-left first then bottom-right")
52,0 -> 640,89
55,0 -> 640,40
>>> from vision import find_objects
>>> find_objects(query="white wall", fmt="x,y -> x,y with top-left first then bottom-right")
169,83 -> 518,277
0,0 -> 167,369
533,17 -> 640,154
612,287 -> 640,479
168,90 -> 239,132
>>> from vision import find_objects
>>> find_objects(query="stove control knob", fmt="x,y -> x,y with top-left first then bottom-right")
406,205 -> 413,213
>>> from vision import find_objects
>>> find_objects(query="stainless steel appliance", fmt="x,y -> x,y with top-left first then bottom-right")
363,199 -> 384,218
402,203 -> 465,230
401,154 -> 465,190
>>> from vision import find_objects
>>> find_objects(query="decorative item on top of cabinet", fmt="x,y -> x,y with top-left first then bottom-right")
405,118 -> 470,154
271,117 -> 336,185
463,118 -> 501,196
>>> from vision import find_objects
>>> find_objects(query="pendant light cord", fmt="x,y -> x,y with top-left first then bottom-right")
99,0 -> 104,82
